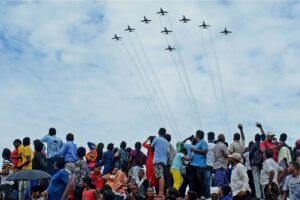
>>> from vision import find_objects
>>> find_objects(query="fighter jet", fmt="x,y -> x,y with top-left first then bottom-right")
165,45 -> 175,51
221,28 -> 232,35
157,7 -> 168,16
199,21 -> 210,29
161,27 -> 172,34
141,16 -> 151,24
112,34 -> 121,41
179,15 -> 191,23
125,25 -> 135,32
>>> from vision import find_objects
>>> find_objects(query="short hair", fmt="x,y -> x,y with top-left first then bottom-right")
291,162 -> 300,171
121,161 -> 130,174
280,133 -> 287,142
164,134 -> 171,142
233,133 -> 240,141
120,141 -> 127,149
55,157 -> 65,169
13,139 -> 22,146
158,128 -> 166,136
264,148 -> 273,159
187,191 -> 198,200
207,132 -> 215,141
149,136 -> 155,144
49,127 -> 56,136
66,133 -> 74,141
181,147 -> 188,155
218,134 -> 225,142
34,140 -> 44,152
77,147 -> 86,158
254,134 -> 261,142
107,143 -> 114,151
221,186 -> 231,196
135,142 -> 142,151
31,185 -> 42,193
2,148 -> 11,159
103,190 -> 115,200
196,130 -> 205,139
23,137 -> 30,146
126,147 -> 132,153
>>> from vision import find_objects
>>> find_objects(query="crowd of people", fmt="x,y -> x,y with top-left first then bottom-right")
0,122 -> 300,200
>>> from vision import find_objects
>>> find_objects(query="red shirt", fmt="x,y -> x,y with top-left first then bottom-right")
90,171 -> 104,189
260,141 -> 278,162
11,149 -> 19,167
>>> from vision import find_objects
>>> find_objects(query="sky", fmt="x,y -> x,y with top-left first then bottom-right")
0,0 -> 300,150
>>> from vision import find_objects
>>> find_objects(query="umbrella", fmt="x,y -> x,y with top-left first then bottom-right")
6,170 -> 51,181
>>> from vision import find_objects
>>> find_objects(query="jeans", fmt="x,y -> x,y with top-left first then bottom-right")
204,166 -> 213,197
252,166 -> 261,199
189,165 -> 205,197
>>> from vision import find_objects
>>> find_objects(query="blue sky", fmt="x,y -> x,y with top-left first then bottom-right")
1,1 -> 300,150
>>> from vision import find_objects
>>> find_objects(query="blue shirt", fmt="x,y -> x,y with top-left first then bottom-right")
152,136 -> 169,165
190,139 -> 208,167
184,144 -> 193,157
101,151 -> 114,175
41,135 -> 63,158
171,152 -> 184,170
219,195 -> 232,200
55,141 -> 77,162
47,169 -> 69,200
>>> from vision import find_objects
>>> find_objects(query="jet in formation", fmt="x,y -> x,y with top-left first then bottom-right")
141,16 -> 151,24
161,27 -> 172,34
165,45 -> 175,51
112,34 -> 121,41
199,21 -> 210,29
125,25 -> 135,32
157,8 -> 168,16
221,28 -> 232,35
179,15 -> 191,23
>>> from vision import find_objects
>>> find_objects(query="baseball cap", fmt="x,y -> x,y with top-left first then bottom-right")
228,152 -> 243,162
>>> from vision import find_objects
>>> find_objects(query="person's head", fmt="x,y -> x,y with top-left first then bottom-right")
195,130 -> 205,141
248,141 -> 254,149
158,127 -> 166,137
55,157 -> 65,169
66,133 -> 74,142
23,137 -> 30,146
34,140 -> 44,152
121,161 -> 129,174
280,133 -> 287,143
254,134 -> 261,143
264,148 -> 273,160
191,138 -> 197,145
266,132 -> 275,142
2,148 -> 11,160
97,143 -> 104,150
112,167 -> 119,175
185,191 -> 197,200
120,141 -> 127,149
219,186 -> 231,196
126,147 -> 132,154
146,187 -> 154,198
131,183 -> 139,195
31,185 -> 42,198
207,132 -> 215,142
228,153 -> 242,166
113,147 -> 119,154
218,134 -> 225,142
77,147 -> 86,159
103,189 -> 115,200
135,142 -> 142,151
296,139 -> 300,149
164,134 -> 171,142
181,147 -> 188,156
49,127 -> 56,136
137,168 -> 145,179
83,176 -> 95,189
107,143 -> 114,151
13,139 -> 22,148
149,136 -> 155,144
93,164 -> 101,173
210,187 -> 219,200
289,162 -> 300,176
233,133 -> 240,141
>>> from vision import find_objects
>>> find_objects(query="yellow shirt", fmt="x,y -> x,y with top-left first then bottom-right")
20,145 -> 33,170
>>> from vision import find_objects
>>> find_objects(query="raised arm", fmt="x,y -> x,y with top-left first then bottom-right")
182,135 -> 194,144
256,122 -> 266,141
238,123 -> 245,142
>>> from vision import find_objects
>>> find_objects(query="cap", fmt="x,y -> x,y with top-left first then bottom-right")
210,187 -> 219,194
266,132 -> 275,137
228,152 -> 243,162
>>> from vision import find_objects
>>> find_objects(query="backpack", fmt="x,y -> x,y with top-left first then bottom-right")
252,149 -> 264,167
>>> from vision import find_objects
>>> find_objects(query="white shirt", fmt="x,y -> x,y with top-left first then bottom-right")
206,142 -> 215,167
260,158 -> 283,186
229,162 -> 251,196
243,151 -> 252,170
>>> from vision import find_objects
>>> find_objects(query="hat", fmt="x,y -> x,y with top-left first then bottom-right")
266,132 -> 275,137
210,187 -> 219,194
228,152 -> 243,162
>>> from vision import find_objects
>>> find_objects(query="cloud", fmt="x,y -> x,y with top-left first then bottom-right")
0,1 -> 300,150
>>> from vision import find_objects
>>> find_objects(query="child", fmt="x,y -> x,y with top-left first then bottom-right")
0,148 -> 14,199
90,164 -> 104,190
170,148 -> 191,190
30,185 -> 44,200
82,176 -> 100,200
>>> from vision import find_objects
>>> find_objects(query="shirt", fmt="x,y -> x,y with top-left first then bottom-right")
283,174 -> 300,200
243,151 -> 252,170
41,135 -> 63,158
229,140 -> 245,156
11,148 -> 19,167
55,141 -> 77,162
260,158 -> 283,186
167,143 -> 176,166
74,159 -> 89,187
260,141 -> 278,162
47,169 -> 69,200
1,159 -> 14,185
206,142 -> 215,167
101,151 -> 114,175
213,142 -> 229,170
229,163 -> 251,196
32,152 -> 47,171
171,152 -> 184,170
151,136 -> 169,165
20,145 -> 34,170
130,150 -> 147,167
190,139 -> 208,167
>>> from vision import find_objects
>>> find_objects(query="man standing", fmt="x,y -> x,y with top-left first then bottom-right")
205,132 -> 215,198
229,124 -> 245,156
213,134 -> 229,187
228,153 -> 251,200
190,130 -> 208,199
282,162 -> 300,200
260,127 -> 278,162
41,127 -> 63,175
164,133 -> 176,190
151,128 -> 169,198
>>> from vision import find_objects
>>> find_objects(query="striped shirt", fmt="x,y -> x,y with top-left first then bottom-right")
1,159 -> 14,185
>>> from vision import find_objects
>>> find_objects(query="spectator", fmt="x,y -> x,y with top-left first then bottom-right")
74,147 -> 89,200
90,164 -> 104,190
213,134 -> 229,187
260,131 -> 279,162
229,124 -> 245,156
282,162 -> 300,200
55,133 -> 77,163
131,168 -> 149,196
142,136 -> 156,187
205,131 -> 215,198
185,191 -> 198,200
119,141 -> 128,167
112,162 -> 129,200
32,140 -> 47,171
101,143 -> 114,175
10,139 -> 22,168
145,186 -> 155,200
129,142 -> 147,179
164,133 -> 176,190
41,127 -> 63,175
0,148 -> 14,199
218,186 -> 232,200
278,133 -> 292,188
242,141 -> 255,198
82,176 -> 99,200
210,187 -> 219,200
